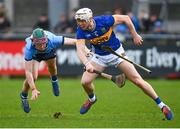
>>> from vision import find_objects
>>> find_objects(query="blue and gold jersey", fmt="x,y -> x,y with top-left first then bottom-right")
76,15 -> 121,55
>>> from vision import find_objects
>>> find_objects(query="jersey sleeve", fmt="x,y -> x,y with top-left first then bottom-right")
51,35 -> 64,48
24,38 -> 33,61
24,46 -> 33,61
102,15 -> 115,27
45,31 -> 64,48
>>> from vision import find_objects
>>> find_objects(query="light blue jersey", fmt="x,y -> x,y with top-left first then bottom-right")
24,31 -> 64,61
76,15 -> 121,55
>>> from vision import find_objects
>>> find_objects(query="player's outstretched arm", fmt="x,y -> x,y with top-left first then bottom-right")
64,37 -> 77,45
112,15 -> 143,45
24,60 -> 40,100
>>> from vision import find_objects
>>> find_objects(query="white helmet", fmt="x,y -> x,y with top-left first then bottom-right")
75,8 -> 93,22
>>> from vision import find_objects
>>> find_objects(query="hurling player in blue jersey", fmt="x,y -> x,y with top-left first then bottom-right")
20,28 -> 77,113
75,8 -> 173,120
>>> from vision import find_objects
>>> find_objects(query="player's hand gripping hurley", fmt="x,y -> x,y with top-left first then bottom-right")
100,46 -> 152,74
84,67 -> 126,88
93,70 -> 126,88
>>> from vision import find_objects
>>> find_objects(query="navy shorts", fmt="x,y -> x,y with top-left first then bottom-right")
32,50 -> 56,62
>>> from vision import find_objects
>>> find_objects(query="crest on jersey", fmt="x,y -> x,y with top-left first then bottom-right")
101,27 -> 106,33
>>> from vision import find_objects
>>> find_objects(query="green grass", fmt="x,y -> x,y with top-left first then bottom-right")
0,78 -> 180,128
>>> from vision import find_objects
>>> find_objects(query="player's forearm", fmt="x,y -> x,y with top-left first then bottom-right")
76,40 -> 90,65
25,71 -> 36,90
64,37 -> 77,45
84,46 -> 92,56
24,60 -> 36,90
77,48 -> 89,65
124,16 -> 138,37
76,45 -> 89,65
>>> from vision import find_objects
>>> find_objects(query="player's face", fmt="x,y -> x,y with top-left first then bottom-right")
33,38 -> 47,51
34,43 -> 47,51
76,19 -> 90,30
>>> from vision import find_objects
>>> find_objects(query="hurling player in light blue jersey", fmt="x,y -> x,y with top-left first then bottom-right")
75,8 -> 173,120
20,28 -> 77,113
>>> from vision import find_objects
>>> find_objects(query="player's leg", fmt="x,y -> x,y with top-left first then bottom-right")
20,60 -> 39,113
117,61 -> 173,120
45,57 -> 59,96
80,61 -> 105,114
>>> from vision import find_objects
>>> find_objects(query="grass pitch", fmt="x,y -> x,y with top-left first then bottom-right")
0,77 -> 179,128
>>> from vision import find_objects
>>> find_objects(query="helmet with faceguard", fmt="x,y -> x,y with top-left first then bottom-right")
75,8 -> 93,22
32,28 -> 47,44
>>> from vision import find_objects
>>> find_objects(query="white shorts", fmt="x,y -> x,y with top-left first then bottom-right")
90,45 -> 127,67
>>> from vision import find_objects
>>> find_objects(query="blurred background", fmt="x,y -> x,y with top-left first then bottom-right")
0,0 -> 180,78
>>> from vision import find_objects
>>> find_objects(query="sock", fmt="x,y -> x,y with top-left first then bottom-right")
88,93 -> 96,102
51,75 -> 58,82
155,97 -> 166,109
21,91 -> 28,98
